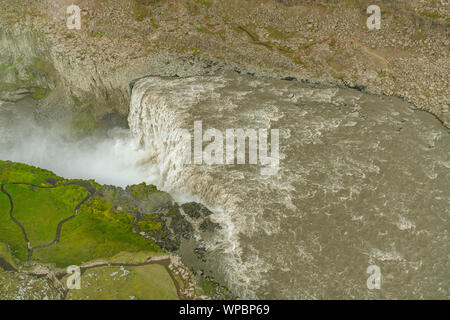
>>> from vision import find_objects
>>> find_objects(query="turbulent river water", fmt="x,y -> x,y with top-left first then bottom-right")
1,73 -> 449,299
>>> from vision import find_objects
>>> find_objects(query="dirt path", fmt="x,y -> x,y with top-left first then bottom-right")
1,180 -> 193,300
61,257 -> 188,300
0,181 -> 95,261
1,184 -> 33,260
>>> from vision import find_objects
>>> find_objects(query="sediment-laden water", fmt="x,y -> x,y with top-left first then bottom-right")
1,73 -> 448,299
129,74 -> 449,299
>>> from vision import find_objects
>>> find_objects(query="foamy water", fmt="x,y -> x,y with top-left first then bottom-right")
1,74 -> 449,299
128,74 -> 449,299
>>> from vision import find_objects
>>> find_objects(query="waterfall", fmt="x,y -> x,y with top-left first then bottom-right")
125,74 -> 450,299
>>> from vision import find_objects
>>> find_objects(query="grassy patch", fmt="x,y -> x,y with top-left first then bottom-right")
26,57 -> 56,78
150,18 -> 159,29
91,32 -> 105,38
31,87 -> 50,100
264,25 -> 291,40
194,0 -> 212,8
0,194 -> 28,261
0,160 -> 63,186
197,25 -> 206,33
420,11 -> 445,19
4,184 -> 87,247
134,0 -> 152,22
0,242 -> 18,269
65,264 -> 177,300
34,195 -> 161,267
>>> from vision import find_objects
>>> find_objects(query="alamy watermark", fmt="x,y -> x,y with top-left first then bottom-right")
367,5 -> 381,30
67,5 -> 81,30
366,265 -> 382,290
66,265 -> 81,290
176,121 -> 280,176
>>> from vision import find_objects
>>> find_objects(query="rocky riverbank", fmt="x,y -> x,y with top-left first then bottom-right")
0,160 -> 232,299
0,0 -> 448,127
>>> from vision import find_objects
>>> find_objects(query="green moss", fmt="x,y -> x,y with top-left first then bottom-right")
0,63 -> 17,75
31,87 -> 50,100
137,217 -> 163,232
130,183 -> 159,199
72,96 -> 82,107
150,18 -> 159,28
378,70 -> 387,78
198,276 -> 235,299
26,57 -> 56,78
197,25 -> 206,33
199,277 -> 216,296
0,161 -> 162,267
332,72 -> 345,80
91,32 -> 105,37
194,0 -> 212,8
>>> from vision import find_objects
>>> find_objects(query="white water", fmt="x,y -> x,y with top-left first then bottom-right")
0,100 -> 148,187
1,74 -> 448,299
126,75 -> 450,299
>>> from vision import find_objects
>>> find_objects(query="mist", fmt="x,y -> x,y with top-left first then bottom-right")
0,100 -> 152,187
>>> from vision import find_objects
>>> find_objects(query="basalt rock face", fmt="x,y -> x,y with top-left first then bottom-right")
0,0 -> 448,126
99,183 -> 217,252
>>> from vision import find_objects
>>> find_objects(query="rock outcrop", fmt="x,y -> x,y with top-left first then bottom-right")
0,0 -> 448,126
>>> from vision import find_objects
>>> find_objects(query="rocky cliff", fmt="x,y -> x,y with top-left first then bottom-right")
0,0 -> 448,126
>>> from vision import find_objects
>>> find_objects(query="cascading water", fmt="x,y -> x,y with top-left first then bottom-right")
1,73 -> 448,299
127,73 -> 450,299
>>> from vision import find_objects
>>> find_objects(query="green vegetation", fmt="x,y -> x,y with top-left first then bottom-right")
26,57 -> 56,79
0,194 -> 28,261
0,63 -> 18,76
137,217 -> 163,232
194,0 -> 212,8
91,32 -> 105,38
420,11 -> 445,20
197,276 -> 235,299
130,182 -> 159,199
5,184 -> 87,247
332,72 -> 345,80
0,161 -> 62,186
34,195 -> 161,267
128,182 -> 173,212
31,87 -> 50,100
150,18 -> 159,29
0,160 -> 198,299
133,0 -> 152,22
264,25 -> 292,40
378,70 -> 387,78
0,242 -> 19,269
0,161 -> 162,267
65,264 -> 177,300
